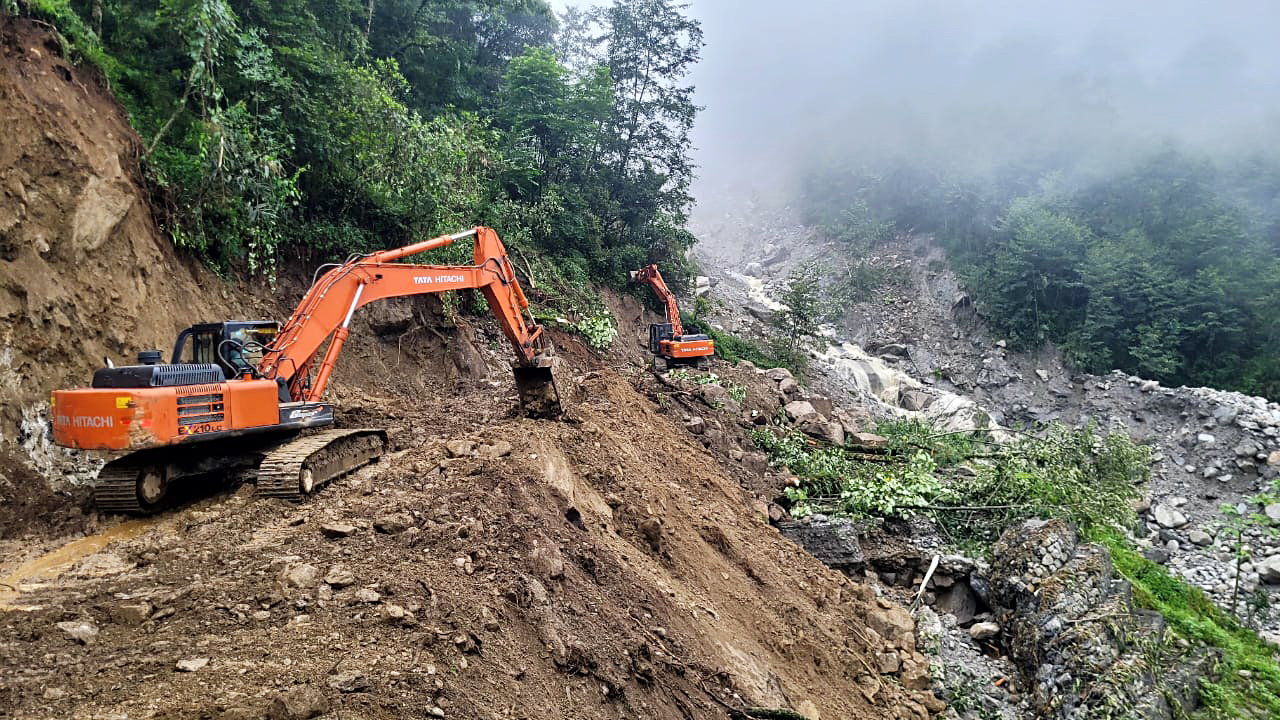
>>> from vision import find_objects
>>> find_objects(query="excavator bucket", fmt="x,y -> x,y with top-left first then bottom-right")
627,270 -> 640,283
514,355 -> 565,418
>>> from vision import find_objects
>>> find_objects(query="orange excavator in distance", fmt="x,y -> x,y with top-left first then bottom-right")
628,264 -> 714,369
51,227 -> 561,513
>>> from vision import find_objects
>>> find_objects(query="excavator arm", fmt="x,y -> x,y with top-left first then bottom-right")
628,264 -> 684,337
259,227 -> 554,405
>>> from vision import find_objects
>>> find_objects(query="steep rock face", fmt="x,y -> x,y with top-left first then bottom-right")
980,520 -> 1208,719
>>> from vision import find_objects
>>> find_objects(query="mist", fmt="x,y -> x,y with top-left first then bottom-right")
684,0 -> 1280,215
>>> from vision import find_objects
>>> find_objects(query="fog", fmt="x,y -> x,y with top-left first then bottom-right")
683,0 -> 1280,215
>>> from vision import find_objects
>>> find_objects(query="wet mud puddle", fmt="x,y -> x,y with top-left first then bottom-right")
0,518 -> 157,611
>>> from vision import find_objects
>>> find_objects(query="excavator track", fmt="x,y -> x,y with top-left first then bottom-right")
92,462 -> 153,515
256,429 -> 387,500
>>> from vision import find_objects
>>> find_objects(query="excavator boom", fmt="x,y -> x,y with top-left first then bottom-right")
261,227 -> 550,402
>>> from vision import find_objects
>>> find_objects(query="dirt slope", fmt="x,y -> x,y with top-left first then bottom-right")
0,368 -> 938,719
0,18 -> 229,460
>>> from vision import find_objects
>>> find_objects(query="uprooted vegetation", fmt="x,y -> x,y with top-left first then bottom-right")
753,418 -> 1148,546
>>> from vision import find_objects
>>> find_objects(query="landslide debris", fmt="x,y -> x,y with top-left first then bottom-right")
0,371 -> 939,719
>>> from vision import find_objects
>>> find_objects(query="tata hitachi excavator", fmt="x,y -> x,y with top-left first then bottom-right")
628,264 -> 714,368
51,227 -> 561,513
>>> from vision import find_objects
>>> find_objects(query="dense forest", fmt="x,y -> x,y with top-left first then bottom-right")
801,148 -> 1280,400
16,0 -> 702,316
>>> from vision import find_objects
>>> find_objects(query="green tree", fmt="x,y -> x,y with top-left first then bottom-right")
770,264 -> 832,375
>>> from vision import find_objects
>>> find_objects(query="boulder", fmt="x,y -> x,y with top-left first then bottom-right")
969,622 -> 1000,641
776,517 -> 865,572
277,563 -> 320,593
176,658 -> 209,672
477,440 -> 514,459
849,432 -> 888,450
445,439 -> 477,457
783,400 -> 816,421
1234,440 -> 1260,458
796,414 -> 844,445
865,602 -> 916,649
361,300 -> 414,336
697,384 -> 740,413
530,544 -> 565,579
1269,450 -> 1280,467
763,367 -> 794,382
875,650 -> 901,674
373,513 -> 413,534
1188,530 -> 1213,546
327,670 -> 370,693
324,565 -> 356,588
777,377 -> 799,396
684,416 -> 706,435
807,394 -> 833,417
319,522 -> 356,539
268,685 -> 331,720
1258,555 -> 1280,584
899,390 -> 933,412
1152,503 -> 1188,529
111,602 -> 153,627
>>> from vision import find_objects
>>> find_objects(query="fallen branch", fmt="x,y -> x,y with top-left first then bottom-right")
728,708 -> 812,720
647,369 -> 714,410
911,554 -> 940,611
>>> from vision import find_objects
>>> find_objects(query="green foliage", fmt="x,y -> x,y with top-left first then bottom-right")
823,199 -> 893,251
752,418 -> 1149,548
939,424 -> 1148,544
1217,482 -> 1280,624
1092,528 -> 1280,719
20,0 -> 703,288
801,148 -> 1280,399
751,428 -> 946,519
683,296 -> 795,372
574,312 -> 617,350
768,263 -> 835,377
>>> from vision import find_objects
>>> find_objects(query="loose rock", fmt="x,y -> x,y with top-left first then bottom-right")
320,522 -> 356,538
969,622 -> 1000,641
176,658 -> 209,672
55,620 -> 98,645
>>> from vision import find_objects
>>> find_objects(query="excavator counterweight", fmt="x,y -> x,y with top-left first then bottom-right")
51,227 -> 562,513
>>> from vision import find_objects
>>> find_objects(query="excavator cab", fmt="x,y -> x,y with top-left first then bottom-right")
172,321 -> 281,379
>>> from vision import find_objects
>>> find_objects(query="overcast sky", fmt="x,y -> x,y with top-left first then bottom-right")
551,1 -> 1280,208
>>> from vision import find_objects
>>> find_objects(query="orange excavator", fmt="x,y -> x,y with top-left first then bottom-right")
628,264 -> 714,368
51,227 -> 561,513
